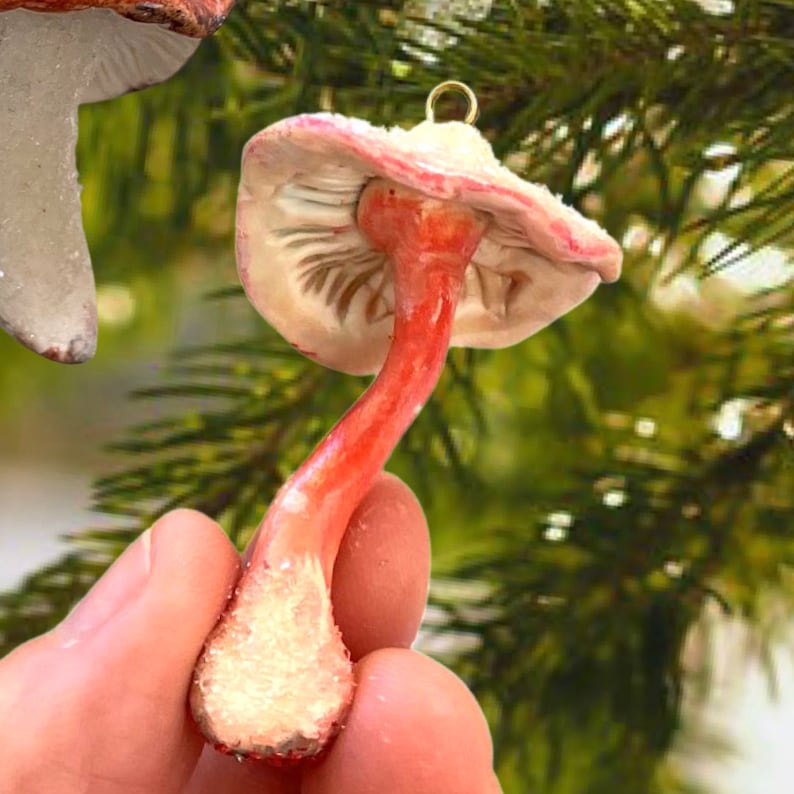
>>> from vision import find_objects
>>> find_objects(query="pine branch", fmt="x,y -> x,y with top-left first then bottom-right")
428,290 -> 794,792
76,0 -> 794,285
0,286 -> 486,655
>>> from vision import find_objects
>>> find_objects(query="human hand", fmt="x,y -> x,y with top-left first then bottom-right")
0,473 -> 501,794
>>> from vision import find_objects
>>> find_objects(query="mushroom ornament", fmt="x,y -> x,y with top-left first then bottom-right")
191,82 -> 623,762
0,0 -> 235,362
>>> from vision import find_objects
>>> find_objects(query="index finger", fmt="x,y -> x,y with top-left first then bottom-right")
331,471 -> 431,661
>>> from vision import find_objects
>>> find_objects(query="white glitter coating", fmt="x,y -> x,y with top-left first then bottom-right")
191,554 -> 354,758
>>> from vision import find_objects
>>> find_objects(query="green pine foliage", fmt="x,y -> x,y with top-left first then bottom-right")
3,1 -> 794,792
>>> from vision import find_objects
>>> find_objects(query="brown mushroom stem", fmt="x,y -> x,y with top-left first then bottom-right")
191,179 -> 487,761
254,178 -> 487,579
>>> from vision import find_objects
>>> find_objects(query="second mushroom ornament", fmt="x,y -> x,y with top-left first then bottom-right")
190,82 -> 623,762
0,0 -> 236,362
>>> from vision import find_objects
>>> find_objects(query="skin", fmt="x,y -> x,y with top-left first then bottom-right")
0,473 -> 502,794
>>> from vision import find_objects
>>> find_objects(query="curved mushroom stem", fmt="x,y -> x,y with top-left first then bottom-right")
191,179 -> 487,761
254,179 -> 487,578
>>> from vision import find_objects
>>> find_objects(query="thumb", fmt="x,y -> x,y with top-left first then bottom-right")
0,510 -> 240,794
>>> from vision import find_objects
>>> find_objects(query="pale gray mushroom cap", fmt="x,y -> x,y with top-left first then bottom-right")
237,113 -> 623,376
0,8 -> 199,361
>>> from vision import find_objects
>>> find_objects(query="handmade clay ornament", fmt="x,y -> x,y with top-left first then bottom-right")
191,81 -> 622,762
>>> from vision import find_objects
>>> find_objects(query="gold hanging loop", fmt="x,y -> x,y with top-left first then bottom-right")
425,81 -> 479,125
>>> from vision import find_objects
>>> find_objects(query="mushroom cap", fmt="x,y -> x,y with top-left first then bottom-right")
0,0 -> 234,36
237,113 -> 623,376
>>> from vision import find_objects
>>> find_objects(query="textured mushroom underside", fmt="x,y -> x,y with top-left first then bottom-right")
0,0 -> 233,36
237,114 -> 623,375
0,9 -> 198,361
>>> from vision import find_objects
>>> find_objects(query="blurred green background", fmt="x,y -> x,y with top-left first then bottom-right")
3,1 -> 794,792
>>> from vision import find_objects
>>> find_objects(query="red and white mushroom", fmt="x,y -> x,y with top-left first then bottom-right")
190,83 -> 622,762
0,0 -> 234,362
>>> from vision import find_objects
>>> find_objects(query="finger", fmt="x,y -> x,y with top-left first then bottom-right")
303,648 -> 499,794
0,509 -> 240,794
331,472 -> 430,660
186,745 -> 301,794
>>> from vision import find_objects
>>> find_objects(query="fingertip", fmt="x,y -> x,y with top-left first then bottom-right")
144,508 -> 241,634
332,473 -> 430,660
150,508 -> 240,570
186,745 -> 301,794
303,648 -> 495,794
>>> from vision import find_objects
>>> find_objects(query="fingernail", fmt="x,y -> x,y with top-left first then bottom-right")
59,529 -> 153,648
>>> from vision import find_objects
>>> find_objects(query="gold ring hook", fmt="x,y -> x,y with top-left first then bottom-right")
425,81 -> 480,125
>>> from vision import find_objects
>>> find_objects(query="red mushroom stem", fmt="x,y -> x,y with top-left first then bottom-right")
191,178 -> 487,760
253,178 -> 487,580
